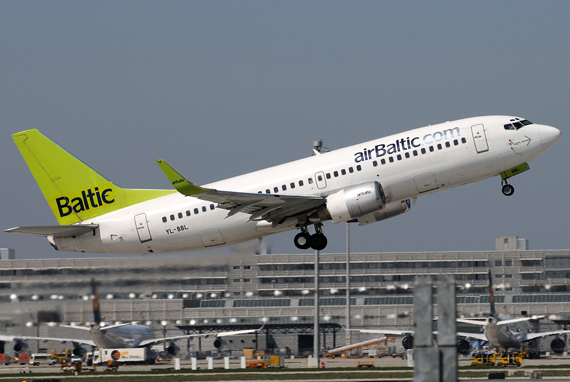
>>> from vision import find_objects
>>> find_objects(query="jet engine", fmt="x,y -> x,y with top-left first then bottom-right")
550,338 -> 566,355
319,181 -> 386,223
402,334 -> 414,350
13,340 -> 28,353
72,345 -> 87,358
357,199 -> 412,226
167,343 -> 181,357
213,337 -> 227,350
456,339 -> 471,355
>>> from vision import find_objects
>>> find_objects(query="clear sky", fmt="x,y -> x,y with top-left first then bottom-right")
1,1 -> 569,259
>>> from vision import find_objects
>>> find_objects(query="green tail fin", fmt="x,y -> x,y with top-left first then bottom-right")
13,129 -> 175,225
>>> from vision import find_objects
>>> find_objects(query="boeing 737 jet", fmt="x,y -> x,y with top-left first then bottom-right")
5,116 -> 561,253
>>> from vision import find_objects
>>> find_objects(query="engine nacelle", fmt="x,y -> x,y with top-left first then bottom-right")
457,339 -> 471,355
72,345 -> 87,358
167,343 -> 181,357
213,337 -> 227,350
551,338 -> 566,355
13,340 -> 28,353
402,334 -> 414,350
357,199 -> 411,226
322,181 -> 386,223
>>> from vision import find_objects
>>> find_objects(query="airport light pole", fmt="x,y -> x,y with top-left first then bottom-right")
314,248 -> 320,364
346,223 -> 350,345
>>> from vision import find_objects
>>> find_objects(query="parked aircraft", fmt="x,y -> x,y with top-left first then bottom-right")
0,279 -> 258,360
357,271 -> 570,356
5,116 -> 560,253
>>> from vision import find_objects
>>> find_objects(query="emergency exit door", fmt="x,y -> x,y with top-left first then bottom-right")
134,213 -> 152,243
471,124 -> 489,153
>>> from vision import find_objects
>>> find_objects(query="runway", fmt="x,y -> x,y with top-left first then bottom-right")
1,355 -> 570,381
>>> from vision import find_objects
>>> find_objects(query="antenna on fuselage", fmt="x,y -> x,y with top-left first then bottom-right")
312,139 -> 330,155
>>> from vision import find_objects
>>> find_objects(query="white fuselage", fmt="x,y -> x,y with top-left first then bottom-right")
52,116 -> 560,254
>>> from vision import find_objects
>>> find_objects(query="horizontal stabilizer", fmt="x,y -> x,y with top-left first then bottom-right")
4,224 -> 98,237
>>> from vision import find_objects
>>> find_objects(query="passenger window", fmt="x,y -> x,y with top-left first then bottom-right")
372,161 -> 378,167
405,152 -> 410,158
290,182 -> 295,189
461,137 -> 467,144
162,217 -> 167,223
202,206 -> 207,212
317,175 -> 323,181
349,167 -> 354,173
341,169 -> 346,175
437,144 -> 442,150
282,185 -> 287,191
194,208 -> 199,214
210,204 -> 215,210
421,148 -> 426,154
266,189 -> 270,194
274,187 -> 278,193
413,150 -> 418,156
445,142 -> 450,148
381,158 -> 386,165
397,154 -> 402,160
186,210 -> 191,216
170,214 -> 175,221
326,173 -> 331,179
308,178 -> 313,184
178,212 -> 183,219
356,165 -> 361,171
299,180 -> 304,186
429,146 -> 434,152
333,171 -> 339,177
453,140 -> 458,146
389,157 -> 394,163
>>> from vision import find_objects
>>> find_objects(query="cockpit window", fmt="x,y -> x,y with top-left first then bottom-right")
504,119 -> 533,131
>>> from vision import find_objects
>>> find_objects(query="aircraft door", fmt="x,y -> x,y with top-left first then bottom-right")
134,213 -> 152,243
315,171 -> 327,189
471,124 -> 489,153
200,229 -> 226,247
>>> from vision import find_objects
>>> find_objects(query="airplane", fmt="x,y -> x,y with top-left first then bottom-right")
456,270 -> 570,356
0,279 -> 259,361
4,116 -> 561,254
356,271 -> 570,357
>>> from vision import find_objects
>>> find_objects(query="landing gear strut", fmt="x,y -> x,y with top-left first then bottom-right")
294,224 -> 328,251
501,179 -> 515,196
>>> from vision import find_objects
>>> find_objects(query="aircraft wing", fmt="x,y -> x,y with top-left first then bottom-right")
495,315 -> 545,326
4,224 -> 99,237
524,329 -> 570,341
0,334 -> 95,347
137,328 -> 260,347
156,160 -> 325,223
358,329 -> 414,336
456,331 -> 487,342
457,318 -> 488,327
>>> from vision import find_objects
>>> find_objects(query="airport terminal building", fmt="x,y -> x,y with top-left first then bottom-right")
2,236 -> 570,355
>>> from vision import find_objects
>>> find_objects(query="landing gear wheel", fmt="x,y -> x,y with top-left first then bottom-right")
294,232 -> 312,250
310,233 -> 328,251
502,184 -> 515,196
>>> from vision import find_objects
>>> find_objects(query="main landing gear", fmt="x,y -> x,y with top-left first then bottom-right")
501,179 -> 515,196
294,224 -> 328,251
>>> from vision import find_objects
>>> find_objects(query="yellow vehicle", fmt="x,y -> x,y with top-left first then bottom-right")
471,353 -> 496,366
496,352 -> 522,367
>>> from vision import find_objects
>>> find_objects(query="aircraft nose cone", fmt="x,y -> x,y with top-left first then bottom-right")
538,124 -> 561,151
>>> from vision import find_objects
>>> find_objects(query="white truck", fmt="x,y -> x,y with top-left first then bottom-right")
90,348 -> 149,364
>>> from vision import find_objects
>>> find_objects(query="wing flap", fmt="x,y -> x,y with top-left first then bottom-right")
4,224 -> 98,237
